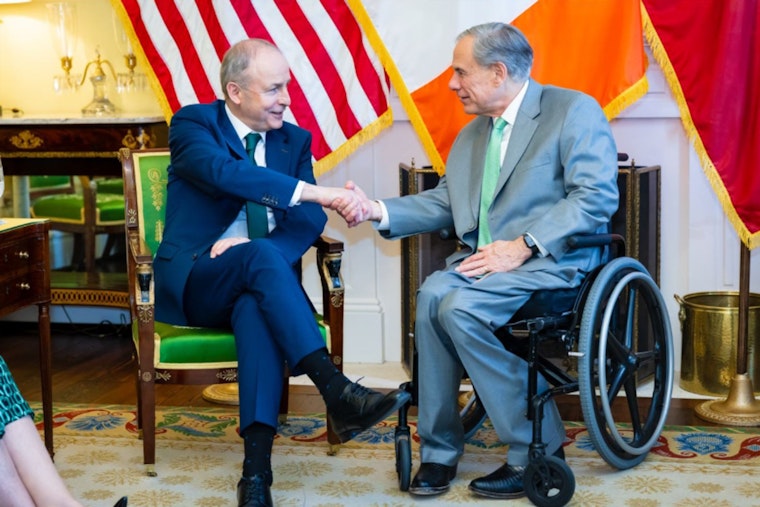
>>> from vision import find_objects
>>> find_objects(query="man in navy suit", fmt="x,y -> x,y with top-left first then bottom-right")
335,23 -> 619,500
156,38 -> 409,507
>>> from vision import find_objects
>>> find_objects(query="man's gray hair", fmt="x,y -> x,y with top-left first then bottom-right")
220,39 -> 278,99
457,22 -> 533,83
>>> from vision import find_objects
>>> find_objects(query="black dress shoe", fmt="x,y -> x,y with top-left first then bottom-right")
409,462 -> 457,496
327,383 -> 411,443
237,472 -> 273,507
469,446 -> 565,499
113,498 -> 128,507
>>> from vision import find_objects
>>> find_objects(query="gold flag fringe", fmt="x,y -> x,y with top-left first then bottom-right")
642,4 -> 758,250
347,0 -> 446,174
604,73 -> 649,121
313,110 -> 393,178
109,0 -> 175,126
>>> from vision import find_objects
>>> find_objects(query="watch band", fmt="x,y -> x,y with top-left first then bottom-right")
522,233 -> 539,256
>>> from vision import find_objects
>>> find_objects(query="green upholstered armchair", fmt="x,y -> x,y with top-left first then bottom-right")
29,175 -> 125,274
119,148 -> 345,476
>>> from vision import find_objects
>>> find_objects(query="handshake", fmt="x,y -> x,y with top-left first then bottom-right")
303,181 -> 380,228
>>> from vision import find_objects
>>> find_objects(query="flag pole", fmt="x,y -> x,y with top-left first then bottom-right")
696,242 -> 760,426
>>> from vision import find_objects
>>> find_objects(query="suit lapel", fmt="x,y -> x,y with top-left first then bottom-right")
216,101 -> 247,160
264,129 -> 291,175
494,80 -> 542,197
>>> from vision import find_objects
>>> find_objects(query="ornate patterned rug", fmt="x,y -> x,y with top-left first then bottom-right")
33,402 -> 760,507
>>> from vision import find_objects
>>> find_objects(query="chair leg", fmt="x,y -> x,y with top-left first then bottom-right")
70,234 -> 85,271
102,234 -> 118,259
139,370 -> 157,477
84,229 -> 97,276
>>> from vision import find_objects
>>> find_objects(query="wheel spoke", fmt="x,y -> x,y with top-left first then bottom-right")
578,259 -> 674,465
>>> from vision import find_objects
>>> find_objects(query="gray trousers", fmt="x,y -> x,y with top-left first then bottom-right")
415,267 -> 571,467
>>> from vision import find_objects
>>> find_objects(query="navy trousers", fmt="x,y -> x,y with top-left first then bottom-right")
183,239 -> 324,430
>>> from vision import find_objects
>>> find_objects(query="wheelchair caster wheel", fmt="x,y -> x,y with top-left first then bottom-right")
394,428 -> 412,491
524,455 -> 575,507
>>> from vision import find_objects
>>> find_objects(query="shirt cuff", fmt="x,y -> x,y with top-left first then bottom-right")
526,232 -> 547,257
290,180 -> 305,207
373,200 -> 390,230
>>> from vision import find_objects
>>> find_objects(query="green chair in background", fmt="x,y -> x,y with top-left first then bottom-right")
30,175 -> 126,274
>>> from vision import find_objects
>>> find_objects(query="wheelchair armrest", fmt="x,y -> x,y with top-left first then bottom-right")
567,233 -> 626,258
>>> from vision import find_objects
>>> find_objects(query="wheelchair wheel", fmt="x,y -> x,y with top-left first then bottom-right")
524,455 -> 576,507
460,390 -> 487,439
577,257 -> 673,470
395,427 -> 412,491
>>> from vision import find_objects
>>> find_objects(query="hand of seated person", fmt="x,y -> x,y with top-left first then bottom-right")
210,237 -> 251,258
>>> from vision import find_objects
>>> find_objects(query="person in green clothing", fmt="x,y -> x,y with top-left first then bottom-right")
0,355 -> 127,507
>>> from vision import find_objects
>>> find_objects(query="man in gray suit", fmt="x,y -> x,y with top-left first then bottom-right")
334,22 -> 619,499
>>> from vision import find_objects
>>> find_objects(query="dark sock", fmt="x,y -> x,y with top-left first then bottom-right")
242,422 -> 276,480
297,348 -> 350,409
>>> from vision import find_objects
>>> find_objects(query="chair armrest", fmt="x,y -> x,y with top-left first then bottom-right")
313,234 -> 344,254
313,235 -> 344,369
127,229 -> 154,265
126,229 -> 155,306
314,235 -> 344,305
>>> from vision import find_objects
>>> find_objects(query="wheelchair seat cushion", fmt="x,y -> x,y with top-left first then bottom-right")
511,287 -> 579,322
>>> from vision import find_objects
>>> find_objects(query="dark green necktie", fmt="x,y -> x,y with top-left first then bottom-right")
245,132 -> 268,239
477,117 -> 508,247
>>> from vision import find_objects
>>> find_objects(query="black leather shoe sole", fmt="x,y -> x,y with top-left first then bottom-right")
409,483 -> 451,496
409,463 -> 457,496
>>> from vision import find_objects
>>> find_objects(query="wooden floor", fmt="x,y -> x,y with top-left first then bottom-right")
0,321 -> 716,426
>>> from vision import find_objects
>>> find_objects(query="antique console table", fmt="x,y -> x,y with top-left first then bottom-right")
0,115 -> 168,308
0,218 -> 53,456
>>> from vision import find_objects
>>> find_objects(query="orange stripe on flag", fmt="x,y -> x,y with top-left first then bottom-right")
399,0 -> 648,172
513,0 -> 648,118
410,68 -> 473,168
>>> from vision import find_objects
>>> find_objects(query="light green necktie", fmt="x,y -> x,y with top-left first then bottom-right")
477,117 -> 508,247
245,132 -> 268,239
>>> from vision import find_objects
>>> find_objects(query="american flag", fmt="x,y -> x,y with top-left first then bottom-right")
115,0 -> 392,175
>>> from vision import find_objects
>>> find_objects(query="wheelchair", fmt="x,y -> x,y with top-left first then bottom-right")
393,234 -> 674,507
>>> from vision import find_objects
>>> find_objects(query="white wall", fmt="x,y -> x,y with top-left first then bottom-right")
2,1 -> 758,370
0,0 -> 161,116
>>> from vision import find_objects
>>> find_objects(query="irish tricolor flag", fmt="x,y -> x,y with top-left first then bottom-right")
353,0 -> 648,171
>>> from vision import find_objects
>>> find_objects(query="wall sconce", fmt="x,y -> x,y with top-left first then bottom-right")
46,1 -> 146,116
47,2 -> 81,92
112,10 -> 146,93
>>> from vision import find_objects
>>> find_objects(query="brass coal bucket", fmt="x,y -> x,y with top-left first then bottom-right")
676,292 -> 760,396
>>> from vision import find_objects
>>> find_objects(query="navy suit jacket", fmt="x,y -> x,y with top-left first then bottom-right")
154,100 -> 327,325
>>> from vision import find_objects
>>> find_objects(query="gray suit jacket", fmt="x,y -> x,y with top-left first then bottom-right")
382,79 -> 619,283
